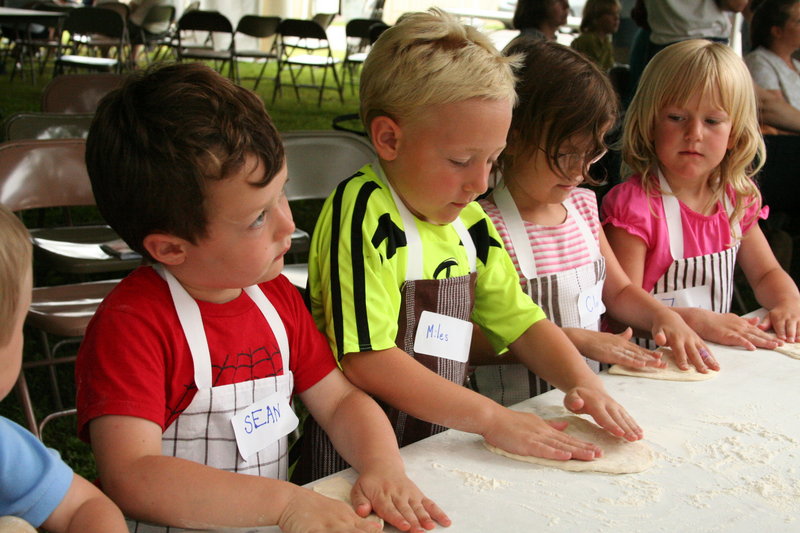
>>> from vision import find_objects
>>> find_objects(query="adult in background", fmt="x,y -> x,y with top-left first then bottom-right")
745,0 -> 800,111
571,0 -> 622,70
506,0 -> 570,49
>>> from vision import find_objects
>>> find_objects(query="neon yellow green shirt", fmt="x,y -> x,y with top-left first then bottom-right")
308,164 -> 545,360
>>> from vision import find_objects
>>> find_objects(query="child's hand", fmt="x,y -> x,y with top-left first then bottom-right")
563,386 -> 643,442
352,468 -> 450,533
483,409 -> 602,461
684,308 -> 780,353
649,308 -> 720,372
577,328 -> 665,369
760,301 -> 800,343
278,486 -> 383,533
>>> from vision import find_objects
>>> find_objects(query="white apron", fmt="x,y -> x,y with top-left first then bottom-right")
635,173 -> 740,349
128,266 -> 297,533
475,184 -> 605,406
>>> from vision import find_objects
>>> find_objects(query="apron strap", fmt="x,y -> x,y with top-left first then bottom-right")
659,171 -> 742,260
379,165 -> 476,280
493,182 -> 537,279
155,264 -> 214,390
564,197 -> 600,261
243,285 -> 290,369
154,265 -> 290,390
658,172 -> 685,261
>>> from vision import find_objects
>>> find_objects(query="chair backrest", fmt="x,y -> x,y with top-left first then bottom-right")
368,21 -> 389,43
278,18 -> 329,41
41,73 -> 126,113
96,1 -> 130,21
141,4 -> 175,34
0,139 -> 94,212
345,18 -> 381,40
178,10 -> 233,33
236,14 -> 281,39
2,112 -> 94,141
62,6 -> 126,39
281,131 -> 377,202
312,12 -> 335,29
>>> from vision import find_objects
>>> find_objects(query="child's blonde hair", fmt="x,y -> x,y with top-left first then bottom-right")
622,39 -> 764,238
359,8 -> 519,132
580,0 -> 621,32
0,205 -> 32,347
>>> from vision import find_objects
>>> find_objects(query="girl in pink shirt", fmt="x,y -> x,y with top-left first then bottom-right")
602,39 -> 800,370
473,40 -> 707,405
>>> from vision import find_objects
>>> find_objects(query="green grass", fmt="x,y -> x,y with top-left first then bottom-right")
0,55 -> 365,480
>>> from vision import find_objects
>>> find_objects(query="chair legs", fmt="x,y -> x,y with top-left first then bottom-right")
14,330 -> 80,439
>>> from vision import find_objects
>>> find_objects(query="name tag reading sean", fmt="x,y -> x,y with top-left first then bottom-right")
231,391 -> 299,462
413,311 -> 473,363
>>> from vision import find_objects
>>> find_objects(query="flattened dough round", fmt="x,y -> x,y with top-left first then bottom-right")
312,476 -> 383,526
483,416 -> 654,474
774,342 -> 800,360
608,348 -> 717,381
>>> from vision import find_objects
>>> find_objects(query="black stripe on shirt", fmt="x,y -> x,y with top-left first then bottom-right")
351,181 -> 380,351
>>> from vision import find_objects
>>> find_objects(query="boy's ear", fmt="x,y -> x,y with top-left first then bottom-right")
142,233 -> 188,266
370,115 -> 401,161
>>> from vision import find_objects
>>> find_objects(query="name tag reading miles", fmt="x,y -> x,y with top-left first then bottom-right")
413,311 -> 473,363
231,391 -> 299,462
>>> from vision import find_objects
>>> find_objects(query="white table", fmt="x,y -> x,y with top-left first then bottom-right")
181,340 -> 800,532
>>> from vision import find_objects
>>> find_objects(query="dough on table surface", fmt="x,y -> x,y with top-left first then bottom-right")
312,476 -> 383,526
608,347 -> 717,381
483,416 -> 654,474
774,342 -> 800,360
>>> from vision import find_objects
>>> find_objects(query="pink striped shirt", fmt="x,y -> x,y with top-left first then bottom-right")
480,187 -> 601,288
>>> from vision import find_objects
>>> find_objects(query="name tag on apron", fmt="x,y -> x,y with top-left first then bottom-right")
655,284 -> 713,310
414,311 -> 473,363
577,281 -> 606,328
231,391 -> 299,462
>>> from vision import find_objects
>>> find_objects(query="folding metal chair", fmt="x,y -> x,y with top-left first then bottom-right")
41,73 -> 126,113
2,112 -> 95,141
232,14 -> 280,89
279,131 -> 378,291
341,18 -> 384,94
176,10 -> 235,79
272,18 -> 343,106
136,4 -> 176,64
0,138 -> 121,439
53,6 -> 129,75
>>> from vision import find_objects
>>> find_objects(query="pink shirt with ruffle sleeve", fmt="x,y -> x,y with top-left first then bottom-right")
600,175 -> 768,293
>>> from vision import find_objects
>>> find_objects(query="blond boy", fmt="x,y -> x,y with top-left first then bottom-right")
304,10 -> 643,480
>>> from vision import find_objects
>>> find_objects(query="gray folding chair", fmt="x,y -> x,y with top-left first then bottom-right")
0,138 -> 122,439
233,14 -> 280,89
2,112 -> 94,141
41,73 -> 126,113
279,131 -> 378,291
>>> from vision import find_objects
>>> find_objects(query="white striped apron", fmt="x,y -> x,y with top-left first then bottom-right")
634,173 -> 740,349
128,266 -> 296,533
474,184 -> 605,406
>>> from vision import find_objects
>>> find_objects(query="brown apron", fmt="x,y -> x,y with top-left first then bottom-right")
292,174 -> 477,482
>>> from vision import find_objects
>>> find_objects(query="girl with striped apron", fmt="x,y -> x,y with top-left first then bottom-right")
129,266 -> 298,533
635,173 -> 740,349
474,183 -> 605,407
292,173 -> 478,482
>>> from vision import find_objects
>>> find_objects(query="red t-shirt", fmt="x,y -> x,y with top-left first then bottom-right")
76,267 -> 337,442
